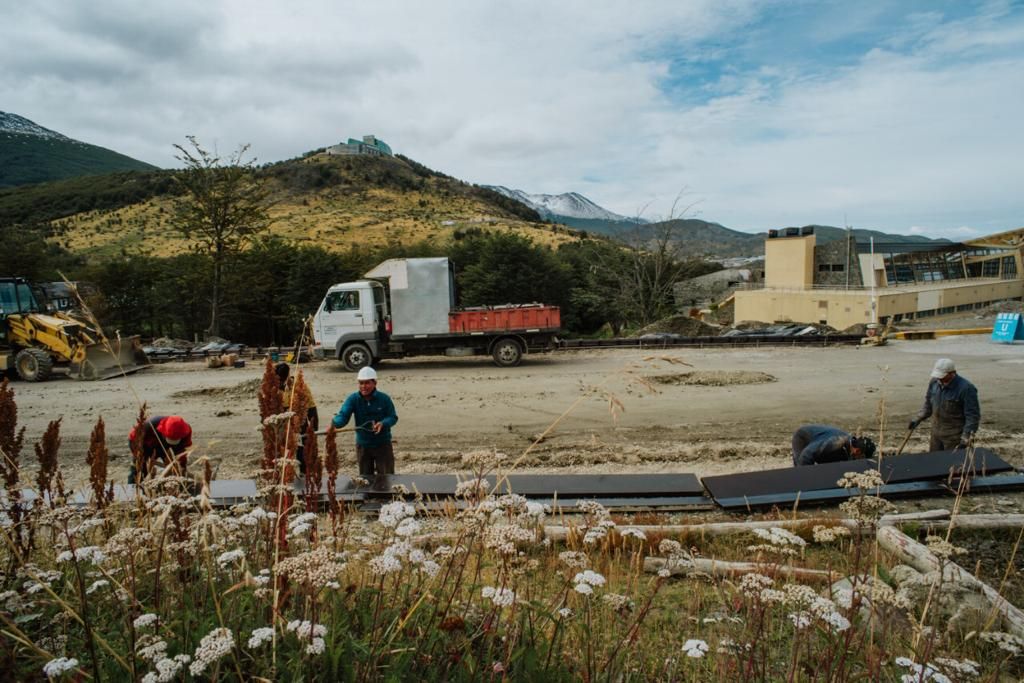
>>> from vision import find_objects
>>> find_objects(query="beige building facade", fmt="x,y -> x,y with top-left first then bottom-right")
733,227 -> 1024,330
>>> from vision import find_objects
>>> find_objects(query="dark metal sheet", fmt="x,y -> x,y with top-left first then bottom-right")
702,460 -> 874,501
879,449 -> 1011,482
702,449 -> 1011,501
714,471 -> 1024,510
354,473 -> 704,498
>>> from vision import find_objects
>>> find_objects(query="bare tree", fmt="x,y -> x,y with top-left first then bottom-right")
611,190 -> 703,328
173,136 -> 270,339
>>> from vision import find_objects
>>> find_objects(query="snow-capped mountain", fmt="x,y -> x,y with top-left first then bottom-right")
1,111 -> 157,187
0,112 -> 70,141
483,185 -> 643,223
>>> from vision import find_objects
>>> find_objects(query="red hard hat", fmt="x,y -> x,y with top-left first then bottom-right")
158,416 -> 190,442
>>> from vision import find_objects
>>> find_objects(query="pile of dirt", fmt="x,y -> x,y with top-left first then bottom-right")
151,337 -> 194,350
841,323 -> 869,336
648,370 -> 777,387
171,378 -> 262,399
636,315 -> 720,337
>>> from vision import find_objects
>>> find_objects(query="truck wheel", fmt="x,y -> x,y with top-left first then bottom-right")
15,348 -> 54,382
491,338 -> 523,367
342,343 -> 373,372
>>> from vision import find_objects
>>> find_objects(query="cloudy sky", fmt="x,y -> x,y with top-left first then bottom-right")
3,0 -> 1023,238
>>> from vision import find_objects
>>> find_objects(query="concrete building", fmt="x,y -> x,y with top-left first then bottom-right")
326,135 -> 393,157
733,226 -> 1024,329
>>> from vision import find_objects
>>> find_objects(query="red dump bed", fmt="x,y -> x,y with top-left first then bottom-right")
449,304 -> 561,333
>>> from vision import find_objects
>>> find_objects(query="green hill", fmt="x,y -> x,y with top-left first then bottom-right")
0,112 -> 158,188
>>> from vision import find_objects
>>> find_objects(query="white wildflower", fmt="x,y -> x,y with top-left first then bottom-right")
620,528 -> 647,540
481,586 -> 516,607
751,527 -> 807,548
247,627 -> 275,649
812,525 -> 851,543
573,570 -> 606,587
558,607 -> 573,619
85,579 -> 109,595
574,582 -> 594,596
134,613 -> 159,630
789,611 -> 811,629
378,501 -> 416,529
658,568 -> 671,578
216,549 -> 245,568
682,639 -> 708,658
188,627 -> 234,677
395,517 -> 421,537
558,551 -> 588,568
43,657 -> 78,678
147,654 -> 190,683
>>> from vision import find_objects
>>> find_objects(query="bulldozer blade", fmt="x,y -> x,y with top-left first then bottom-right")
70,336 -> 150,380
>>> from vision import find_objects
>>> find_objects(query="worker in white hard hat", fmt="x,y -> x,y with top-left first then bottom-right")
331,365 -> 399,476
908,358 -> 980,452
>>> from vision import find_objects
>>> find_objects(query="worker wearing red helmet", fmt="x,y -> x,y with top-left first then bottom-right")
128,415 -> 193,483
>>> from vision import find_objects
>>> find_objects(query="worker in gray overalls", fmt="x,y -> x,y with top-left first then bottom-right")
908,358 -> 981,452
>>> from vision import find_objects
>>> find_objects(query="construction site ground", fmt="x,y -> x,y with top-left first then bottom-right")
10,333 -> 1023,512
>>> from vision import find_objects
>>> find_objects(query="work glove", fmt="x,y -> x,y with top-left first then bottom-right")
907,419 -> 919,431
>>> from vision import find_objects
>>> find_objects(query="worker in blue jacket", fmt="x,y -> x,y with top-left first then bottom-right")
792,425 -> 876,466
332,366 -> 399,476
909,358 -> 980,452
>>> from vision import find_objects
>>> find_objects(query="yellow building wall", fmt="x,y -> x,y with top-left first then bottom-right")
735,279 -> 1024,329
764,235 -> 815,289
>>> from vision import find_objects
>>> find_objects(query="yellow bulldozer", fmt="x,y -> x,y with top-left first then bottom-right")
0,277 -> 148,381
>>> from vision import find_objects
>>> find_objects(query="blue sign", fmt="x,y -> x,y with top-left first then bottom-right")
992,312 -> 1024,343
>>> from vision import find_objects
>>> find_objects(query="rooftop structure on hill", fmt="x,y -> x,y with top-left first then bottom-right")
732,226 -> 1024,329
326,135 -> 393,157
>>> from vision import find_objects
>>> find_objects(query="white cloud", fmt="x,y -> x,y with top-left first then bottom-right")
1,0 -> 1021,238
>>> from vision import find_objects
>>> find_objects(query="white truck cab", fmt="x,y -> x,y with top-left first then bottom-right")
313,280 -> 388,370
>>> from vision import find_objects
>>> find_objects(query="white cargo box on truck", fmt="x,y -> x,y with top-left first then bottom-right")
364,258 -> 453,336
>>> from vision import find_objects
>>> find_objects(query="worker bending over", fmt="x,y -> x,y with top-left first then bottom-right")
129,415 -> 192,483
909,358 -> 980,452
792,424 -> 876,467
331,366 -> 398,477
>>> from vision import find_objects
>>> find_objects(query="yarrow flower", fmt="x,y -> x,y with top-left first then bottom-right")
620,527 -> 647,541
216,549 -> 245,568
134,613 -> 159,630
86,579 -> 109,595
378,501 -> 416,529
979,631 -> 1024,655
247,627 -> 275,649
682,639 -> 709,658
189,627 -> 235,677
286,620 -> 327,656
481,586 -> 516,607
573,570 -> 606,587
142,655 -> 191,683
812,525 -> 851,543
43,657 -> 79,678
574,583 -> 594,596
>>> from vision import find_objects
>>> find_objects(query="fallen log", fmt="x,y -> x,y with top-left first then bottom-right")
883,513 -> 1024,532
643,556 -> 840,583
544,510 -> 950,543
876,525 -> 1024,638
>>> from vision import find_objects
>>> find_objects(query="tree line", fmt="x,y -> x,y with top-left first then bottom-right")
1,139 -> 719,345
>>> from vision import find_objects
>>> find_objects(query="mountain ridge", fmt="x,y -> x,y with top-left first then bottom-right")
0,111 -> 158,188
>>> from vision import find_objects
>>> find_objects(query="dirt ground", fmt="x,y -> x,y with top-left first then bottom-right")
7,334 -> 1023,496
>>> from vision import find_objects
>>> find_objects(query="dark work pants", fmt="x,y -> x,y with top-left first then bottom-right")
930,430 -> 963,453
357,443 -> 395,477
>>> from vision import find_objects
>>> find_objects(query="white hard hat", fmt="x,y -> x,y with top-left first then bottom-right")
357,366 -> 377,381
930,358 -> 956,379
